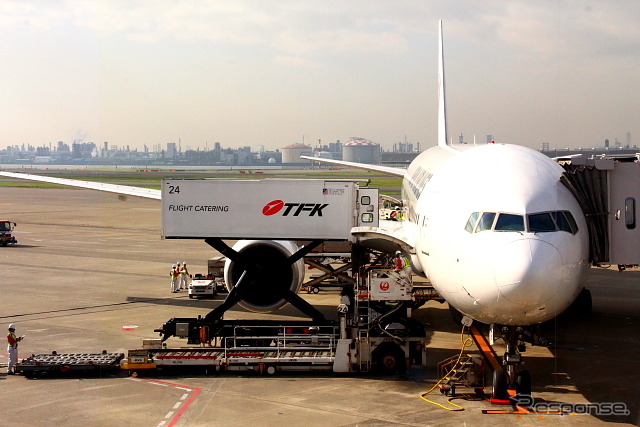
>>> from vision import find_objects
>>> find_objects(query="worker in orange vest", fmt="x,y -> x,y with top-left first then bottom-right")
394,250 -> 413,286
170,264 -> 180,292
7,323 -> 24,375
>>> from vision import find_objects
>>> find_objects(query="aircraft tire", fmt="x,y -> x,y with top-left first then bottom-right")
515,369 -> 532,396
492,368 -> 509,400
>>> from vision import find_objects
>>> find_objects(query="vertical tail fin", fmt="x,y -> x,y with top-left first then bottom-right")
437,20 -> 449,148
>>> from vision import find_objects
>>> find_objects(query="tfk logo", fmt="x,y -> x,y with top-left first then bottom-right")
262,200 -> 328,217
262,200 -> 285,215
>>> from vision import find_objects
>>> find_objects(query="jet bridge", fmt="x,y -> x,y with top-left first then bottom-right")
560,154 -> 640,266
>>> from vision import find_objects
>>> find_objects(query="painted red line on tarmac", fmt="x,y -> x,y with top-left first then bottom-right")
133,377 -> 202,426
167,386 -> 201,427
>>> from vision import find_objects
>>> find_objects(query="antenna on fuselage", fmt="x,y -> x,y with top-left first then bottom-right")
437,20 -> 450,149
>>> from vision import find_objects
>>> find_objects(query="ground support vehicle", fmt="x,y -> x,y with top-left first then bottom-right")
121,179 -> 428,374
18,351 -> 124,378
0,220 -> 17,246
187,277 -> 218,298
188,257 -> 227,298
123,263 -> 428,375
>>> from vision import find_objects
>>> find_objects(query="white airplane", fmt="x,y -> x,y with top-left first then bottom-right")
1,20 -> 591,389
303,21 -> 590,329
301,21 -> 592,391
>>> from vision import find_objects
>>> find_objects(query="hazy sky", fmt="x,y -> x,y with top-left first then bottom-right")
1,1 -> 638,152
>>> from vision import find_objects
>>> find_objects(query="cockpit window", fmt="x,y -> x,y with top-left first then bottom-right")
552,211 -> 572,233
464,212 -> 481,233
466,210 -> 578,234
528,213 -> 556,232
477,212 -> 496,232
495,214 -> 525,232
564,211 -> 578,234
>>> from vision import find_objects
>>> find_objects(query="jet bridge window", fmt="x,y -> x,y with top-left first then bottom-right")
494,213 -> 525,231
625,197 -> 636,230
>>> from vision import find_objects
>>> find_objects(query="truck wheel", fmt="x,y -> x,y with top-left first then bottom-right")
188,295 -> 193,299
373,343 -> 406,374
312,286 -> 320,294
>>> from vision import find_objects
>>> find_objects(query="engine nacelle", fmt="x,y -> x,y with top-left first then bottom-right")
223,240 -> 305,313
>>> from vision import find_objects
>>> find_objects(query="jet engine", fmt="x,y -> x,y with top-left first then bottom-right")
223,240 -> 305,313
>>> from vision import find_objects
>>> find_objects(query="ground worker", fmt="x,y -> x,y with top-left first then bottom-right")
7,323 -> 24,375
394,250 -> 412,286
175,261 -> 183,289
180,261 -> 190,290
170,264 -> 179,292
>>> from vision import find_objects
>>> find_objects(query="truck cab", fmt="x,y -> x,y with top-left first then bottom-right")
0,220 -> 17,246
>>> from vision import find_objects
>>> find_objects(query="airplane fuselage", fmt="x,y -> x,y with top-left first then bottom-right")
402,143 -> 590,325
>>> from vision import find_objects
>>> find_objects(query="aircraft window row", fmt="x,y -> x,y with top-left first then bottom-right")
465,211 -> 578,235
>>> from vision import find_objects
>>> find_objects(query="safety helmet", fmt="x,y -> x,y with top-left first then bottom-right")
176,262 -> 181,266
172,264 -> 177,268
182,262 -> 187,265
395,250 -> 401,255
8,323 -> 15,330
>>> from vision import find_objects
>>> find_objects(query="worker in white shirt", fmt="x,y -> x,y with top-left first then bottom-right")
180,261 -> 190,290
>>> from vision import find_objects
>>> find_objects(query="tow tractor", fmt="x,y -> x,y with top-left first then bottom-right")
0,220 -> 17,246
188,257 -> 227,298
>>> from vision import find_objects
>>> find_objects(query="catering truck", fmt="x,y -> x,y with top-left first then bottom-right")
161,178 -> 379,241
120,179 -> 429,374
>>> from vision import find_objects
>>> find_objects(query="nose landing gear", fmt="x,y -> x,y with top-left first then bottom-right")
468,323 -> 539,405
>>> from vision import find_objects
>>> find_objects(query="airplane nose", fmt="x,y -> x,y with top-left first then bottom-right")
494,238 -> 564,305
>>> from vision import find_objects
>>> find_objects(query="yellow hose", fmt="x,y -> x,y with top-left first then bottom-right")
419,324 -> 474,411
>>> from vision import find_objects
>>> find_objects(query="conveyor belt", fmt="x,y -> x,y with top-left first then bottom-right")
150,347 -> 335,366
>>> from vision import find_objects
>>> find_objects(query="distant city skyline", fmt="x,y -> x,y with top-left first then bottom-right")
1,2 -> 638,152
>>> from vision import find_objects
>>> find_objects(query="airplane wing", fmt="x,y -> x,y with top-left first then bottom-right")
0,171 -> 161,200
299,155 -> 407,178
